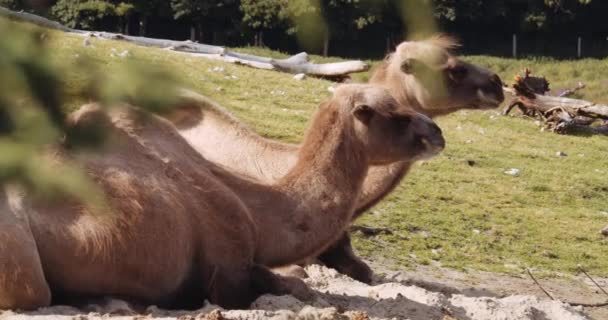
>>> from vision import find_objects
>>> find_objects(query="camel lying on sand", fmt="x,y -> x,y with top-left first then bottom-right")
0,84 -> 444,311
163,36 -> 505,283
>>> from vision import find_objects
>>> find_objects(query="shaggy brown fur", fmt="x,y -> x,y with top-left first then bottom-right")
0,84 -> 444,311
161,36 -> 505,284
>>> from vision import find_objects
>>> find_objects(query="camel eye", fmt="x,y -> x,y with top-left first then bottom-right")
448,65 -> 468,81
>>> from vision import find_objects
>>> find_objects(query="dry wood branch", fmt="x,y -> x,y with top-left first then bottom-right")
557,82 -> 586,97
526,268 -> 555,301
0,7 -> 369,79
578,266 -> 608,298
350,225 -> 394,236
526,268 -> 608,308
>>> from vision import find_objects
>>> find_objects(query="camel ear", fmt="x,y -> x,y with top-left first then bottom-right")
353,104 -> 374,124
400,58 -> 425,75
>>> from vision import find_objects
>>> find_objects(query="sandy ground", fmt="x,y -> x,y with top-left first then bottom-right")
2,263 -> 605,320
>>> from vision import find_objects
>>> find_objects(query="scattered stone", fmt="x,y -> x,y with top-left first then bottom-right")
207,66 -> 225,73
83,38 -> 92,47
472,229 -> 481,234
534,120 -> 542,126
478,128 -> 486,135
599,211 -> 608,216
601,226 -> 608,237
271,90 -> 286,95
578,153 -> 585,157
117,50 -> 131,58
455,125 -> 463,131
465,139 -> 473,144
215,87 -> 224,92
466,160 -> 476,167
504,168 -> 521,176
293,73 -> 306,80
555,151 -> 567,157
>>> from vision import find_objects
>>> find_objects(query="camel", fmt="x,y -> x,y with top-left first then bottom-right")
0,84 -> 444,311
162,35 -> 505,284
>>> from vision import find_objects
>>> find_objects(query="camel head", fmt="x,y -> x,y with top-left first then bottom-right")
331,84 -> 445,165
383,35 -> 504,118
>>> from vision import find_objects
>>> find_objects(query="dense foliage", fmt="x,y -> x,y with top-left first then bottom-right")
3,0 -> 607,56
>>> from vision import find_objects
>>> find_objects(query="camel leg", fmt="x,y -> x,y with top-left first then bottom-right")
250,264 -> 315,301
317,232 -> 374,284
205,266 -> 258,309
0,196 -> 51,310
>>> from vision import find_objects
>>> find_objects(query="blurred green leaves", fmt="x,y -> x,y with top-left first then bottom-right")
0,18 -> 179,208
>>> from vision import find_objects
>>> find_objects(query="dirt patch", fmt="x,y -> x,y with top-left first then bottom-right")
0,265 -> 595,320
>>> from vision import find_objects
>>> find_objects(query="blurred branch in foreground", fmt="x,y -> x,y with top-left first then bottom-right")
0,17 -> 180,207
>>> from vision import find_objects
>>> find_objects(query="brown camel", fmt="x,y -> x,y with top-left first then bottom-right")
0,84 -> 444,311
163,36 -> 505,283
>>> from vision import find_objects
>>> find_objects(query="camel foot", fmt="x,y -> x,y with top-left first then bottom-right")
318,232 -> 374,284
272,265 -> 309,279
251,264 -> 315,302
207,269 -> 257,309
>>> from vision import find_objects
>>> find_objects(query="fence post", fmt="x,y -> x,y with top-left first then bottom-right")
577,36 -> 582,59
512,34 -> 517,59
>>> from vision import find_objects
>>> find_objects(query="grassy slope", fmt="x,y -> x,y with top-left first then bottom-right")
42,25 -> 608,277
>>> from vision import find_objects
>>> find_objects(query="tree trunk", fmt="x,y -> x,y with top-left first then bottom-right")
125,16 -> 130,35
139,15 -> 147,36
258,30 -> 264,47
190,25 -> 196,41
323,30 -> 330,57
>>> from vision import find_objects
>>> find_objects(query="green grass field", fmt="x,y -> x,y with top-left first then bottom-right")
27,22 -> 608,277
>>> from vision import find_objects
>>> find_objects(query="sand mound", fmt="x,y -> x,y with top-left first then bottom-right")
0,265 -> 589,320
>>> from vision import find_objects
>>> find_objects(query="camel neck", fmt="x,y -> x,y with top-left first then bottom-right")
252,110 -> 369,266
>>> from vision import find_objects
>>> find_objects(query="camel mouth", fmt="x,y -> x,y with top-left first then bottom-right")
475,88 -> 504,109
414,135 -> 445,160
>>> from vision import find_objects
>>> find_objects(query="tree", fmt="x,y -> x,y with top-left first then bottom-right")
240,0 -> 288,46
51,0 -> 117,29
285,0 -> 382,56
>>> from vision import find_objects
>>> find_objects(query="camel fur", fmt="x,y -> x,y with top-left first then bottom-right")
0,84 -> 444,311
162,36 -> 505,283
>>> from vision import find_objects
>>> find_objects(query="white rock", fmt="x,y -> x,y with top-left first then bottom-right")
465,139 -> 473,144
504,168 -> 521,176
83,38 -> 92,47
117,50 -> 131,58
555,151 -> 567,157
293,73 -> 306,80
472,229 -> 481,234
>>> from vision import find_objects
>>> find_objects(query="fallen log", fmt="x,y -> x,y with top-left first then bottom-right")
0,7 -> 369,79
502,74 -> 608,135
504,88 -> 608,120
